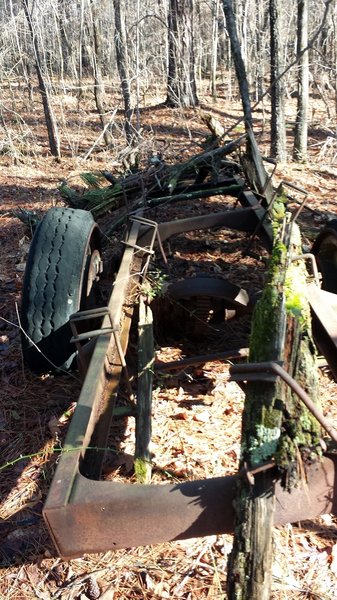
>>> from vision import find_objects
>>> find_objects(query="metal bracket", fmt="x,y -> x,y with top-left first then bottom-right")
70,307 -> 134,402
230,361 -> 337,442
283,182 -> 309,223
242,180 -> 309,257
290,253 -> 321,287
70,307 -> 114,343
128,215 -> 167,270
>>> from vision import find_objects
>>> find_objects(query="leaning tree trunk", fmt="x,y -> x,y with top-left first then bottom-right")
166,0 -> 199,108
22,0 -> 60,159
221,0 -> 252,129
293,0 -> 309,162
227,209 -> 322,599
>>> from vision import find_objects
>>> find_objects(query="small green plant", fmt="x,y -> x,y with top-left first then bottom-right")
141,269 -> 167,300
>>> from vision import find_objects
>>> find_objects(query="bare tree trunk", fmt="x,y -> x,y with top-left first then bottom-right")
211,0 -> 220,101
333,1 -> 337,120
57,0 -> 73,79
255,0 -> 268,100
77,0 -> 85,105
90,0 -> 113,147
269,0 -> 287,161
221,0 -> 252,128
293,0 -> 309,162
113,0 -> 133,143
9,0 -> 32,99
166,0 -> 199,108
22,0 -> 60,159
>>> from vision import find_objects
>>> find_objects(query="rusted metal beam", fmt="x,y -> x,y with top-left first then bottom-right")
138,205 -> 268,246
43,455 -> 337,558
154,348 -> 249,372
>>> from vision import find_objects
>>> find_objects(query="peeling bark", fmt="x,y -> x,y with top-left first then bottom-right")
227,219 -> 322,599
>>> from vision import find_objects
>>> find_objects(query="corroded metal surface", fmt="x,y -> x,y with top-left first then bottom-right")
231,360 -> 337,442
44,456 -> 337,558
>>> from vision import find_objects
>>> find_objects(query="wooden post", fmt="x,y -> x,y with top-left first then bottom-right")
227,220 -> 322,599
135,298 -> 154,483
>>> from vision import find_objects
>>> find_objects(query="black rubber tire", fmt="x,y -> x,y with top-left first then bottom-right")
312,219 -> 337,294
21,207 -> 101,373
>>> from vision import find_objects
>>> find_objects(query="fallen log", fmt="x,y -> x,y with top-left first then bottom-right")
227,218 -> 323,600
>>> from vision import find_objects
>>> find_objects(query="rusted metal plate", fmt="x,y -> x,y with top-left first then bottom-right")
167,277 -> 249,311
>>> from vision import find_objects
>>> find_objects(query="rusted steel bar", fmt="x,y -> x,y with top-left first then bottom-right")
230,361 -> 337,442
138,206 -> 267,246
154,348 -> 248,372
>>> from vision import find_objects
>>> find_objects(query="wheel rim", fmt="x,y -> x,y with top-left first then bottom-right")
83,248 -> 102,307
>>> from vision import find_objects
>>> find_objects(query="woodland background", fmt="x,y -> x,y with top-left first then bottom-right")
1,1 -> 337,600
0,0 -> 336,162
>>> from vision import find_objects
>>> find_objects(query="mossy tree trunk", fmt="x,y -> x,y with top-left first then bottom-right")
227,219 -> 322,599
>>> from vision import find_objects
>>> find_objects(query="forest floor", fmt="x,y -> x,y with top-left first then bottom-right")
1,83 -> 337,599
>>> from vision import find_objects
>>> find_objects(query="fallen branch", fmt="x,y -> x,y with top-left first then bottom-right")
59,135 -> 246,217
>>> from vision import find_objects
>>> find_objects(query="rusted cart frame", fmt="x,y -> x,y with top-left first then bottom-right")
43,133 -> 337,558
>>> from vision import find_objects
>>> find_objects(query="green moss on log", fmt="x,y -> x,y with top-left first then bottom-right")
242,221 -> 322,476
134,457 -> 151,484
